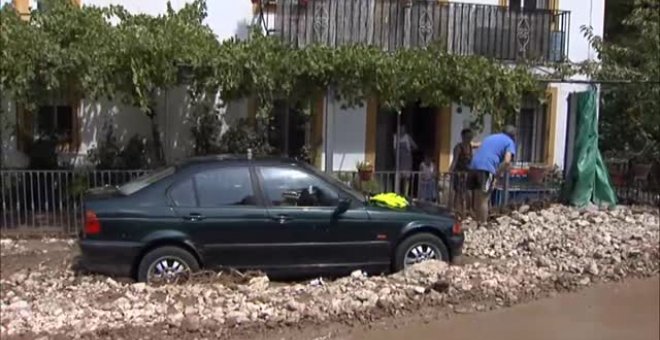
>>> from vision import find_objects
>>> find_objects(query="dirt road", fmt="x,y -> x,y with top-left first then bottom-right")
343,277 -> 659,340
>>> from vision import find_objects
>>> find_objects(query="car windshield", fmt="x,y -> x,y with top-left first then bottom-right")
118,167 -> 175,195
301,164 -> 365,203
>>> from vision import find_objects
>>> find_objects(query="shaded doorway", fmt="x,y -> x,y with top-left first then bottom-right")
375,101 -> 437,172
374,102 -> 438,196
269,101 -> 310,161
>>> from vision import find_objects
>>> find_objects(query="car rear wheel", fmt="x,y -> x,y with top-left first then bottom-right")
137,246 -> 200,283
394,233 -> 449,271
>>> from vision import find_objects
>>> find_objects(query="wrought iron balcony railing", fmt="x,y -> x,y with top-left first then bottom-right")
263,0 -> 570,63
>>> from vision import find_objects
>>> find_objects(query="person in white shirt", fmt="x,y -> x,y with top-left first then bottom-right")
393,125 -> 417,196
418,154 -> 437,201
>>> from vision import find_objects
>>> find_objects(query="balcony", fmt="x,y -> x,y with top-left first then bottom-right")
267,0 -> 570,63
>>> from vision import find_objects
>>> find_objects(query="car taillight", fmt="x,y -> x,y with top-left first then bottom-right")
85,210 -> 101,235
452,222 -> 462,235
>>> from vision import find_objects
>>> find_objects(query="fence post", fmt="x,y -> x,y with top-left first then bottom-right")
503,170 -> 510,207
402,0 -> 412,49
394,112 -> 401,194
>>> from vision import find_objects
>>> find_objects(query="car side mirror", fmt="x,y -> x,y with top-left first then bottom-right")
333,198 -> 351,218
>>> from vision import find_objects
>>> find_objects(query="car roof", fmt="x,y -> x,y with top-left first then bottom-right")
179,154 -> 302,168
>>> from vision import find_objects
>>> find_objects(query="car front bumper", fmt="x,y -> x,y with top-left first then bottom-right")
79,239 -> 142,278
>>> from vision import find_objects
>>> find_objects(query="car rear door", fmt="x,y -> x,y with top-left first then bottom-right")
169,164 -> 283,270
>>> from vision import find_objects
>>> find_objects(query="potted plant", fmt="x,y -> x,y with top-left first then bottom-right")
629,154 -> 653,182
606,158 -> 627,187
528,164 -> 548,185
352,178 -> 381,196
356,161 -> 374,181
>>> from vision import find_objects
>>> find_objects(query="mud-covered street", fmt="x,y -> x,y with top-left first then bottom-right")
1,205 -> 658,339
344,277 -> 660,340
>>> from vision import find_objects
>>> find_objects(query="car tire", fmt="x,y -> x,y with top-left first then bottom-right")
137,246 -> 200,283
393,233 -> 449,272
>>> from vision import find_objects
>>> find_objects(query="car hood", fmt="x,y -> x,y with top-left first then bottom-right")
366,198 -> 454,219
406,199 -> 453,216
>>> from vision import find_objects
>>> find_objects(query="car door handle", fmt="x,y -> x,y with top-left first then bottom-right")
184,213 -> 205,222
272,214 -> 292,224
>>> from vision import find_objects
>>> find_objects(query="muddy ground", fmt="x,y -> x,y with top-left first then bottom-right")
1,205 -> 658,339
1,239 -> 658,340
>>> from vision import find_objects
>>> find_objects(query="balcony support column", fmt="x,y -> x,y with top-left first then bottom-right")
403,0 -> 412,49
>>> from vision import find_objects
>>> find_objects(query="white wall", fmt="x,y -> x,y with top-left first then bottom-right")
60,1 -> 254,167
73,87 -> 192,167
449,104 -> 492,165
453,0 -> 501,5
321,97 -> 367,172
551,79 -> 593,169
563,0 -> 605,63
450,104 -> 493,148
72,98 -> 152,167
0,98 -> 29,168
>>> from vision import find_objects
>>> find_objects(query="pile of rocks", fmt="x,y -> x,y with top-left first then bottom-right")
0,239 -> 28,257
0,205 -> 658,338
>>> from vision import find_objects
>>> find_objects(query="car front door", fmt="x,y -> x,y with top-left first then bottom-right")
257,165 -> 388,274
170,165 -> 283,270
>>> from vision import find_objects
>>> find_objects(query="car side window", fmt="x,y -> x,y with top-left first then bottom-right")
259,167 -> 339,207
169,178 -> 197,207
194,167 -> 257,207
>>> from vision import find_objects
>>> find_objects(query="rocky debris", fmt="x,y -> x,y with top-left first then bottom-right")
0,239 -> 29,256
0,238 -> 73,256
0,205 -> 658,338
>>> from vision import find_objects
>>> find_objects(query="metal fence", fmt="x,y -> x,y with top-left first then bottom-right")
7,167 -> 652,235
1,170 -> 147,234
334,170 -> 563,208
266,0 -> 570,62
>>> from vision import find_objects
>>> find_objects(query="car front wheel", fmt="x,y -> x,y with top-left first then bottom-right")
393,233 -> 449,271
137,246 -> 200,283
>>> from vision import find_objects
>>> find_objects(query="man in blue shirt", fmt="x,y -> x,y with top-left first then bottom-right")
468,125 -> 517,223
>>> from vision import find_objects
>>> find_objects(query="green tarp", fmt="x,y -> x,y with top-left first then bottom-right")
564,89 -> 618,207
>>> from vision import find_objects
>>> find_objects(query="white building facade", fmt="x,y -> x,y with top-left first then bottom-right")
1,0 -> 605,171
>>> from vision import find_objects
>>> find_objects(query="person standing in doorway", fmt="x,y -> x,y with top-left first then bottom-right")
450,128 -> 474,214
393,125 -> 417,196
418,154 -> 437,202
468,125 -> 517,224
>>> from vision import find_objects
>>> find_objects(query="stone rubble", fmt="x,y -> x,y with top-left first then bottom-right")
0,239 -> 29,256
0,205 -> 658,338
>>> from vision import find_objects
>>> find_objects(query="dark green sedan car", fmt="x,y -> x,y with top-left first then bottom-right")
79,156 -> 463,282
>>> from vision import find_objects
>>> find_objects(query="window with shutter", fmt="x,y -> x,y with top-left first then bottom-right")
15,95 -> 80,154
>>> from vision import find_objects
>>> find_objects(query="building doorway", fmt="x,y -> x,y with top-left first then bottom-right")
375,101 -> 437,172
375,102 -> 438,195
269,101 -> 309,161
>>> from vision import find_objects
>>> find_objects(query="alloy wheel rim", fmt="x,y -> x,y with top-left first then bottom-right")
147,256 -> 190,283
404,243 -> 440,268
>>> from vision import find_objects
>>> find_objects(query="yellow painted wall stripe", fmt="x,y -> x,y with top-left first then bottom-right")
364,97 -> 378,166
12,0 -> 29,16
545,86 -> 559,166
436,106 -> 452,173
550,0 -> 559,11
252,1 -> 276,15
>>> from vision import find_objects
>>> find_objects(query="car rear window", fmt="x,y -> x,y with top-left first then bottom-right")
118,167 -> 175,195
